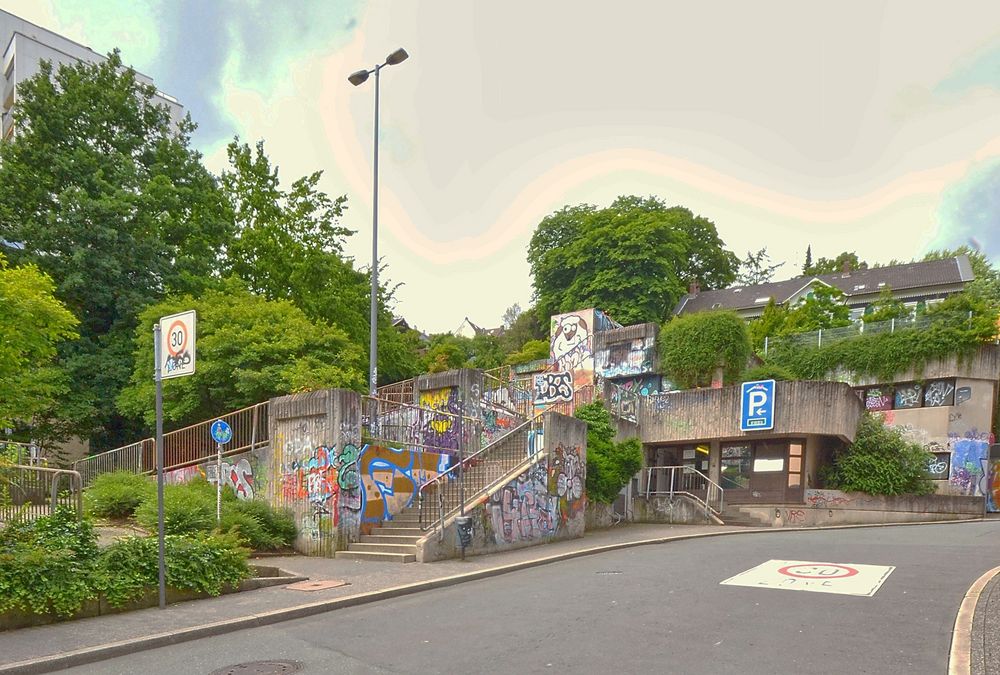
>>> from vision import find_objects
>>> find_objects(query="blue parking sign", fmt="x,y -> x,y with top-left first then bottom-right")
741,380 -> 775,431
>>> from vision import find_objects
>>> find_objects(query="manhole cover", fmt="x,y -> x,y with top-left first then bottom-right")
595,570 -> 623,575
209,661 -> 303,675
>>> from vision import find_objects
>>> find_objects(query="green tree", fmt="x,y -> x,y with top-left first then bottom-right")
527,196 -> 738,325
505,339 -> 550,366
0,52 -> 230,449
0,255 -> 78,429
803,251 -> 868,275
735,248 -> 784,286
923,247 -> 1000,312
420,334 -> 474,374
863,286 -> 909,323
781,285 -> 851,333
823,413 -> 934,495
220,139 -> 420,387
117,281 -> 363,428
803,245 -> 813,275
573,402 -> 642,504
659,311 -> 751,389
499,305 -> 546,356
747,298 -> 789,351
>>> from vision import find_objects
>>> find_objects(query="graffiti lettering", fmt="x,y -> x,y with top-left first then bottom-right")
534,371 -> 574,405
487,461 -> 557,544
924,380 -> 955,407
359,445 -> 448,523
893,383 -> 922,409
550,445 -> 585,524
419,387 -> 461,451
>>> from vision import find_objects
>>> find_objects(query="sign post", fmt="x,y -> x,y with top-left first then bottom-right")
740,379 -> 776,432
210,419 -> 233,523
154,310 -> 196,609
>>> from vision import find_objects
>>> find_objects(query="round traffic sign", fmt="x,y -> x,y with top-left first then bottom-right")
211,419 -> 233,445
166,320 -> 188,358
777,563 -> 859,579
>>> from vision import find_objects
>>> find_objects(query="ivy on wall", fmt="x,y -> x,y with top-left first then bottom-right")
658,311 -> 751,389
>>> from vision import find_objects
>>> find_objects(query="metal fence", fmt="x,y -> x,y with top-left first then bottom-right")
765,312 -> 974,353
361,396 -> 479,456
375,378 -> 416,405
0,440 -> 43,466
644,465 -> 724,516
73,440 -> 148,487
0,465 -> 83,522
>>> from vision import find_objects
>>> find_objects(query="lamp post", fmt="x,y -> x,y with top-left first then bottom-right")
349,47 -> 409,396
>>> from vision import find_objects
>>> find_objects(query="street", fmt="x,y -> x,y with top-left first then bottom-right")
67,521 -> 1000,675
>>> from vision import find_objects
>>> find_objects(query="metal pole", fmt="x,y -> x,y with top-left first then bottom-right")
153,323 -> 166,610
368,64 -> 381,396
216,442 -> 222,523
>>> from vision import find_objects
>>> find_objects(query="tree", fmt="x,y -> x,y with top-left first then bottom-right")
803,251 -> 869,276
506,339 -> 550,366
803,245 -> 813,275
501,304 -> 522,329
499,306 -> 546,356
735,248 -> 784,286
863,286 -> 909,323
117,282 -> 363,428
923,247 -> 1000,312
747,298 -> 790,351
220,139 -> 420,387
823,413 -> 934,495
781,285 -> 851,333
658,311 -> 751,389
420,335 -> 473,374
527,196 -> 738,325
0,255 -> 78,430
573,402 -> 642,504
0,52 -> 231,449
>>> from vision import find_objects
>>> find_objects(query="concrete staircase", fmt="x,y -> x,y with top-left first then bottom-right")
720,504 -> 770,527
335,422 -> 533,563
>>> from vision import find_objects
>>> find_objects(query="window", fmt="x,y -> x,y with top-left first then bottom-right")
853,284 -> 866,291
754,297 -> 770,304
721,444 -> 751,490
787,442 -> 803,488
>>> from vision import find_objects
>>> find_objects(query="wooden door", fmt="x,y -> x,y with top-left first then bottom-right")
750,441 -> 787,501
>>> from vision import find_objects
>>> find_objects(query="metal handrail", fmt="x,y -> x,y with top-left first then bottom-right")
644,465 -> 724,516
362,395 -> 479,455
417,412 -> 544,531
0,465 -> 83,521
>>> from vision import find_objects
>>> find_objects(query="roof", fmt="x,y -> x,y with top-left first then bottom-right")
675,254 -> 974,315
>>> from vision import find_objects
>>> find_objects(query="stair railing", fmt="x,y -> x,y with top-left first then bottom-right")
643,465 -> 724,517
417,412 -> 544,533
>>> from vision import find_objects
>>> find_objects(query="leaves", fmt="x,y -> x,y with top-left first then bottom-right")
659,311 -> 752,389
574,402 -> 642,504
824,413 -> 935,496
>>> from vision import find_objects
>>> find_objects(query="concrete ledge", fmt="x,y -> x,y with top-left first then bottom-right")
948,564 -> 1000,675
0,518 -> 985,675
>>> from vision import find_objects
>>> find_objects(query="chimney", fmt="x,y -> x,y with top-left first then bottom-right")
689,280 -> 701,296
841,260 -> 851,274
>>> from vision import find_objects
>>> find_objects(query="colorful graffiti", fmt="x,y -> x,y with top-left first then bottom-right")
550,444 -> 585,524
596,337 -> 656,378
533,371 -> 574,405
987,458 -> 1000,513
211,457 -> 255,500
551,311 -> 594,386
481,407 -> 518,447
420,387 -> 462,451
485,461 -> 557,544
949,438 -> 990,496
358,444 -> 449,522
278,443 -> 362,532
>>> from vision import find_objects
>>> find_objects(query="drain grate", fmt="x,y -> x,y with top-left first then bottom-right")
210,661 -> 304,675
595,570 -> 624,575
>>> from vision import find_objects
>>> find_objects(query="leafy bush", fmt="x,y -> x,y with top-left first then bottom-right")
823,413 -> 935,496
135,481 -> 215,535
0,507 -> 99,616
574,402 -> 643,503
85,471 -> 155,519
659,311 -> 751,388
220,499 -> 296,550
99,533 -> 250,607
740,363 -> 795,382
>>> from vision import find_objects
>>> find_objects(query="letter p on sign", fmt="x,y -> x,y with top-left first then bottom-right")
741,379 -> 775,431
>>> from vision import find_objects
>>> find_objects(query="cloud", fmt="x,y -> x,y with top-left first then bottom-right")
929,159 -> 1000,262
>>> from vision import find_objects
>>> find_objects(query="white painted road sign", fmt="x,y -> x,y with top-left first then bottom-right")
740,379 -> 775,431
160,310 -> 196,379
720,559 -> 895,597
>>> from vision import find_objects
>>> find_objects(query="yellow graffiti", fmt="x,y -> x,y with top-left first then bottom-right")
419,388 -> 452,411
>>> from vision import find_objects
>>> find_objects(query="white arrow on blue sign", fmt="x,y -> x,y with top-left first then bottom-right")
740,379 -> 776,431
210,419 -> 233,445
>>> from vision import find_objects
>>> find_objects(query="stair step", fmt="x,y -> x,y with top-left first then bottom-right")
334,551 -> 416,563
375,527 -> 425,536
361,534 -> 423,545
347,542 -> 418,554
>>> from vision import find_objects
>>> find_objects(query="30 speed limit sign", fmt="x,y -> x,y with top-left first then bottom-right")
159,310 -> 196,379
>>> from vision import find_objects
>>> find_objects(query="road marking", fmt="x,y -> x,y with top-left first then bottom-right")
720,559 -> 894,596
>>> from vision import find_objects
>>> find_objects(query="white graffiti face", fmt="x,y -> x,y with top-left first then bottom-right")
552,315 -> 591,372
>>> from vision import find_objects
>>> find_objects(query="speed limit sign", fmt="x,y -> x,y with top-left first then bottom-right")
159,310 -> 196,379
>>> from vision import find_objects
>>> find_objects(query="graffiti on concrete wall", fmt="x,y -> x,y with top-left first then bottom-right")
613,375 -> 663,397
279,444 -> 363,532
956,387 -> 972,405
924,380 -> 956,407
893,383 -> 922,409
481,407 -> 518,447
533,371 -> 574,405
596,337 -> 656,378
551,311 -> 594,387
986,458 -> 1000,513
484,460 -> 557,544
359,444 -> 450,522
419,387 -> 461,451
164,464 -> 204,485
207,457 -> 255,500
949,437 -> 990,496
864,387 -> 893,412
550,444 -> 585,524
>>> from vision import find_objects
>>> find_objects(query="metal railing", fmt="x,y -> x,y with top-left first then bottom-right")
605,380 -> 640,422
362,396 -> 478,455
0,465 -> 83,522
765,311 -> 976,353
418,413 -> 544,533
73,402 -> 270,486
376,378 -> 416,405
482,372 -> 535,420
0,440 -> 44,466
644,465 -> 724,517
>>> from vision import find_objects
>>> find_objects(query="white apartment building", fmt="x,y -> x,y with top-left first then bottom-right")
1,9 -> 183,140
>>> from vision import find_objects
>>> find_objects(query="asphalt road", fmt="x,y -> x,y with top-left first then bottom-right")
68,521 -> 1000,675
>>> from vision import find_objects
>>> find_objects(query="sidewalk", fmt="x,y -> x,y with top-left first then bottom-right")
0,522 -> 740,670
971,569 -> 1000,675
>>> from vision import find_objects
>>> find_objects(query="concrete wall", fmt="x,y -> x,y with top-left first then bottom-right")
419,412 -> 587,562
639,381 -> 863,444
728,488 -> 984,527
594,322 -> 659,379
631,495 -> 715,525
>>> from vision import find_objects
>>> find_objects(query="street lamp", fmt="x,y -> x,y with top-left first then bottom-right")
349,47 -> 409,396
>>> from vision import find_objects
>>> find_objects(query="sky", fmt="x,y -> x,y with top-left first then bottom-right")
4,0 -> 1000,333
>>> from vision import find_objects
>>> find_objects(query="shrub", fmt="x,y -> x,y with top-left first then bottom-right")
574,402 -> 643,504
135,481 -> 215,534
741,363 -> 795,382
823,413 -> 935,496
222,499 -> 296,550
85,471 -> 155,519
659,311 -> 751,388
98,533 -> 250,607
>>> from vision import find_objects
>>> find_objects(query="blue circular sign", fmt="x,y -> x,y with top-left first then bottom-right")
210,419 -> 233,444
